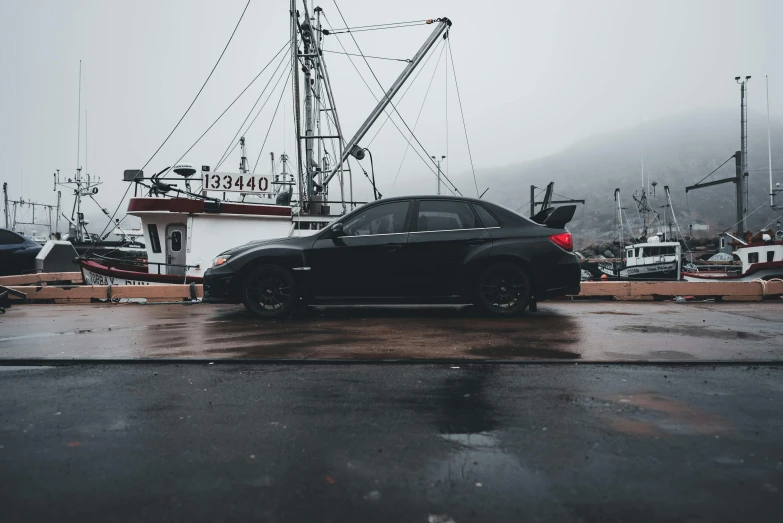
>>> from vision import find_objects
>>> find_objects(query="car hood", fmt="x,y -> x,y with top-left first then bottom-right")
219,235 -> 303,257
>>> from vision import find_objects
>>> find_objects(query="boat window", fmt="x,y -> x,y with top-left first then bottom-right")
472,204 -> 501,228
171,231 -> 182,252
635,248 -> 640,257
720,237 -> 726,249
148,224 -> 162,253
767,251 -> 775,263
342,201 -> 410,236
416,200 -> 477,232
0,230 -> 25,245
748,252 -> 759,264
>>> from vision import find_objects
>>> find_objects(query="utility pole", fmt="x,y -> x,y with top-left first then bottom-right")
431,155 -> 445,194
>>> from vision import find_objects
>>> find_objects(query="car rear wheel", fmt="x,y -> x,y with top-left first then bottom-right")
241,264 -> 297,319
475,262 -> 531,316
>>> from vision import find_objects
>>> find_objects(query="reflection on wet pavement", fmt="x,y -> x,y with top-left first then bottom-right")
1,301 -> 782,361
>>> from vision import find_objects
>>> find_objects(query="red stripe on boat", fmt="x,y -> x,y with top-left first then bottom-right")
127,197 -> 291,217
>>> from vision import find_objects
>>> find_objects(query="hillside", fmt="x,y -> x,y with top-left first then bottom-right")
481,109 -> 783,247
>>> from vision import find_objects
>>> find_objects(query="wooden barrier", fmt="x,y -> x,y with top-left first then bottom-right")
0,272 -> 83,286
4,280 -> 781,304
575,280 -> 783,301
6,284 -> 203,303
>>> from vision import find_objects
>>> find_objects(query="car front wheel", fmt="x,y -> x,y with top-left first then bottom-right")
241,264 -> 297,318
475,262 -> 531,316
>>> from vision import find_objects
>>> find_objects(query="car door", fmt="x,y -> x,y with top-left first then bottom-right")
404,199 -> 491,297
308,200 -> 412,299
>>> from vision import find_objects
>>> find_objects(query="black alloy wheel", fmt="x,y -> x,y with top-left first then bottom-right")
475,262 -> 531,316
241,264 -> 297,318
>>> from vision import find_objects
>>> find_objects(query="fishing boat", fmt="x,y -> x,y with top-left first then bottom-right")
682,230 -> 783,281
597,187 -> 685,280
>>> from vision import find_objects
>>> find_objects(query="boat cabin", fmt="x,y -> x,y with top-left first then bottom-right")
735,240 -> 783,273
128,198 -> 293,280
624,239 -> 681,268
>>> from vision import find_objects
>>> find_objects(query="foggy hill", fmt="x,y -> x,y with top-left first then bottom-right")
481,108 -> 783,247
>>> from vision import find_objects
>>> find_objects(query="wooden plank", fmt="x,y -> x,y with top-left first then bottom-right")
7,284 -> 204,302
762,280 -> 783,297
0,272 -> 83,286
575,281 -> 768,298
629,281 -> 762,297
577,282 -> 631,297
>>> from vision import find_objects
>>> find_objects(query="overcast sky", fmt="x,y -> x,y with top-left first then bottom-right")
1,0 -> 781,229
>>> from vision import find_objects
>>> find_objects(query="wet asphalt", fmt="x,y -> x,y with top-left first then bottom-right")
2,301 -> 783,361
1,363 -> 781,522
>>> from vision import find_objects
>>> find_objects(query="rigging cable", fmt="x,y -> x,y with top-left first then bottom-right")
447,36 -> 479,197
390,38 -> 447,190
214,45 -> 293,170
322,11 -> 449,191
327,3 -> 462,195
322,50 -> 411,63
365,38 -> 445,147
326,20 -> 430,34
515,187 -> 545,213
693,155 -> 735,186
253,69 -> 293,173
82,0 -> 251,257
718,200 -> 771,236
173,41 -> 293,180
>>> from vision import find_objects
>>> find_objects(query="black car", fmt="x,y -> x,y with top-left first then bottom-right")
204,196 -> 580,318
0,228 -> 42,276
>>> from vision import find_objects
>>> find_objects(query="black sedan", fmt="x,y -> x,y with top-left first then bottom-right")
204,196 -> 580,318
0,228 -> 42,276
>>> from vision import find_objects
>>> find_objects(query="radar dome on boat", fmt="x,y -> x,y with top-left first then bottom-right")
173,164 -> 197,177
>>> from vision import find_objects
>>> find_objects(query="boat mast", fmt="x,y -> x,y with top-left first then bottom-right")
290,1 -> 304,208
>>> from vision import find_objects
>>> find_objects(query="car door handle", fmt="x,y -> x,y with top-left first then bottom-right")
385,244 -> 403,252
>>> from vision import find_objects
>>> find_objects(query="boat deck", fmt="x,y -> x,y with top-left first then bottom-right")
2,301 -> 782,362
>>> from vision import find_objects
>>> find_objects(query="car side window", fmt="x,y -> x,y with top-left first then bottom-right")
416,200 -> 477,232
0,230 -> 25,245
472,204 -> 501,228
342,201 -> 410,236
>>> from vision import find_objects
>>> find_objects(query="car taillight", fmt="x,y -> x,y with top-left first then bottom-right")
549,232 -> 573,251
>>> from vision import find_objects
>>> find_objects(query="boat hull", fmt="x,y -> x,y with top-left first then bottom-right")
598,261 -> 679,280
80,260 -> 203,286
682,264 -> 783,282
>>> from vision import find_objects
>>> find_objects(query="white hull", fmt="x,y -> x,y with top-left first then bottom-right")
598,261 -> 679,280
82,267 -> 162,286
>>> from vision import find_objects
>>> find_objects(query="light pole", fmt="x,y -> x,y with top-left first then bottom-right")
431,155 -> 446,195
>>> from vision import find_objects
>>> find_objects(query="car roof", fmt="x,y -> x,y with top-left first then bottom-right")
377,195 -> 489,204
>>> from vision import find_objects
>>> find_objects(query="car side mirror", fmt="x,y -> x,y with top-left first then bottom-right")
330,223 -> 345,238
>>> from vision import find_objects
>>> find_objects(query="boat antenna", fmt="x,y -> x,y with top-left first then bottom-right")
76,60 -> 81,175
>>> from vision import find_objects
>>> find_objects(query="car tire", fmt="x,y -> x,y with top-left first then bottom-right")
475,262 -> 531,316
241,264 -> 297,319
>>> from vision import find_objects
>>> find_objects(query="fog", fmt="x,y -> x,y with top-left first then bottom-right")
1,0 -> 781,231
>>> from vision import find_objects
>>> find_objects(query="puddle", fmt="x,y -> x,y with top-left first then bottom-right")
615,324 -> 767,341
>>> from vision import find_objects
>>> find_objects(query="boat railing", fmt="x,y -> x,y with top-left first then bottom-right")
85,254 -> 200,274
